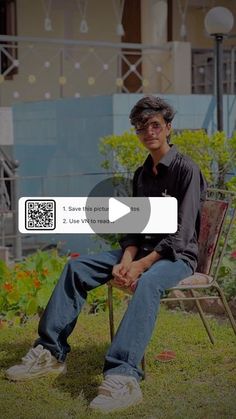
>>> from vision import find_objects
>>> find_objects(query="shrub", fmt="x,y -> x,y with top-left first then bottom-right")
99,129 -> 236,298
0,250 -> 128,322
86,286 -> 128,314
100,129 -> 236,189
0,250 -> 67,322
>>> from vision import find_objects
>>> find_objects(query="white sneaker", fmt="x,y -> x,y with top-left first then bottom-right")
5,344 -> 67,381
89,374 -> 143,413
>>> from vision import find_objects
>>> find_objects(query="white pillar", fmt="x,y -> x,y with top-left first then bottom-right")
141,0 -> 168,45
168,41 -> 191,94
141,1 -> 191,95
141,0 -> 168,93
152,0 -> 168,44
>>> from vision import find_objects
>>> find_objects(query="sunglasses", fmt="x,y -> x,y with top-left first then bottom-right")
135,121 -> 167,134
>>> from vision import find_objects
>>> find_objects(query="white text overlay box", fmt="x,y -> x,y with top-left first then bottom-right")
18,197 -> 178,234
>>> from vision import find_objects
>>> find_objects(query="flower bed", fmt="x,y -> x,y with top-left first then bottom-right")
0,249 -> 126,324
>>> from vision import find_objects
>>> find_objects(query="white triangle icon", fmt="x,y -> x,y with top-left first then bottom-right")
109,198 -> 131,222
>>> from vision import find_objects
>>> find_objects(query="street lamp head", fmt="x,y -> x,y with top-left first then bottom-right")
204,7 -> 234,36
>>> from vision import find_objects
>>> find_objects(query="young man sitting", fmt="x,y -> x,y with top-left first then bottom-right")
6,96 -> 206,413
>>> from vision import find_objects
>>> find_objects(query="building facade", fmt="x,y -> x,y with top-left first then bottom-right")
0,0 -> 235,257
0,0 -> 235,105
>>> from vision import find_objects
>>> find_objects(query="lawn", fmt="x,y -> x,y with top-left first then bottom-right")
0,306 -> 235,419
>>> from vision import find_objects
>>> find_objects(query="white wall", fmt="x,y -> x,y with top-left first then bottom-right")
172,0 -> 236,48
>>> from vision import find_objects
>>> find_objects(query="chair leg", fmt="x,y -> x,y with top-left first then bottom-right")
141,355 -> 146,379
213,283 -> 236,335
190,289 -> 215,344
108,284 -> 114,341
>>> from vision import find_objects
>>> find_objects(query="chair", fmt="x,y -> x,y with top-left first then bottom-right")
107,188 -> 236,374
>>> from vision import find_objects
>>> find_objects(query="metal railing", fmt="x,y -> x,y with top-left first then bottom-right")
0,146 -> 21,259
1,36 -> 236,105
0,35 -> 173,105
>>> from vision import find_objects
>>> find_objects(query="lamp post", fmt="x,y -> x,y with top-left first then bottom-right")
204,7 -> 234,131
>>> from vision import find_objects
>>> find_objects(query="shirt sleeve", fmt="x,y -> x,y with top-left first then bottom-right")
119,167 -> 143,250
154,164 -> 206,260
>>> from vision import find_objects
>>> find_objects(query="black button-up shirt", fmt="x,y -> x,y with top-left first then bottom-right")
119,145 -> 207,272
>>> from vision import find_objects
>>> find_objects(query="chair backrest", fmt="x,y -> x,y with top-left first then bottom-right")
197,199 -> 228,275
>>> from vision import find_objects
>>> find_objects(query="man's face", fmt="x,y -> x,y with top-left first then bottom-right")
135,113 -> 171,151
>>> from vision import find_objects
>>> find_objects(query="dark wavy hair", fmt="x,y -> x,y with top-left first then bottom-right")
129,96 -> 176,127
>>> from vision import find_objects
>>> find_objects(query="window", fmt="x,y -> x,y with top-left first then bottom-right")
192,48 -> 236,94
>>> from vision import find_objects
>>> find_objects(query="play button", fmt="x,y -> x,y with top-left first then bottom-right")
85,176 -> 151,235
109,197 -> 131,222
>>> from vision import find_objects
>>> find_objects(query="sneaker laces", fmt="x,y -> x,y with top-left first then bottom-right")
98,376 -> 137,399
21,345 -> 51,366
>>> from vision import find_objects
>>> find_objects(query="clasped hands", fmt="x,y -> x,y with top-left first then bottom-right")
112,260 -> 145,289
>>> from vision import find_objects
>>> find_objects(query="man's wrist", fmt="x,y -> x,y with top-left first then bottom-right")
138,251 -> 161,271
121,246 -> 138,265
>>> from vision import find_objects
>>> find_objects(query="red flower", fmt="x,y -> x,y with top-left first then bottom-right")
3,282 -> 14,292
70,253 -> 80,259
42,268 -> 49,275
33,279 -> 41,289
16,271 -> 25,280
230,250 -> 236,259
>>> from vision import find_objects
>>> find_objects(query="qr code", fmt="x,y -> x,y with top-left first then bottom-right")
25,200 -> 56,230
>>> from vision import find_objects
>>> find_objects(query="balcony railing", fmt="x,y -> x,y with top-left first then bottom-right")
0,35 -> 173,106
1,35 -> 235,106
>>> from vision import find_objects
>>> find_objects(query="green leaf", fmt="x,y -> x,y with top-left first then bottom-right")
0,260 -> 10,283
16,280 -> 30,294
0,295 -> 4,310
26,298 -> 38,315
36,287 -> 53,308
6,290 -> 20,305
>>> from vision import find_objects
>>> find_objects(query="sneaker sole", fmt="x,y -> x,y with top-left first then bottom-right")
89,394 -> 143,413
5,364 -> 67,382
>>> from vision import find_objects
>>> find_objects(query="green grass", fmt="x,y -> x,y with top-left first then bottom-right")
0,306 -> 235,419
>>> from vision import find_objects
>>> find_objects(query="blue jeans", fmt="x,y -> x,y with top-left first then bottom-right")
35,249 -> 192,381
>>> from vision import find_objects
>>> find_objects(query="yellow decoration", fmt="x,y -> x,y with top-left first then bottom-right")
88,77 -> 95,85
142,79 -> 149,87
0,75 -> 4,84
59,76 -> 67,85
116,78 -> 123,87
28,75 -> 36,84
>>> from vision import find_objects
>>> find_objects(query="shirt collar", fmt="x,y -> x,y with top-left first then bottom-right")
143,144 -> 178,172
